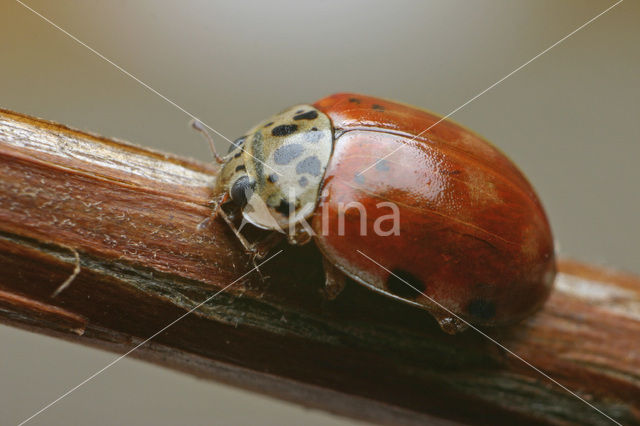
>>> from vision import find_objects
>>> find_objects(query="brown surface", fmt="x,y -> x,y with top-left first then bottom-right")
0,108 -> 638,425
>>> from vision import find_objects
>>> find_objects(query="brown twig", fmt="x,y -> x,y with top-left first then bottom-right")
0,108 -> 638,426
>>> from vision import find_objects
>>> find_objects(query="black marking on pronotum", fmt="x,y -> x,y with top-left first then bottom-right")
251,132 -> 265,186
296,109 -> 304,113
233,152 -> 242,158
293,110 -> 318,121
272,124 -> 298,136
296,156 -> 321,176
375,159 -> 390,172
387,270 -> 425,299
467,299 -> 496,320
298,176 -> 308,187
267,174 -> 278,183
230,176 -> 254,208
348,97 -> 361,104
273,143 -> 304,165
263,121 -> 274,128
275,199 -> 295,217
305,130 -> 322,144
227,136 -> 246,153
311,127 -> 318,131
372,104 -> 385,111
235,165 -> 246,172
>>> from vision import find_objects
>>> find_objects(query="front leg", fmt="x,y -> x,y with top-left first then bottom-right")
197,192 -> 228,231
218,207 -> 259,255
217,207 -> 284,281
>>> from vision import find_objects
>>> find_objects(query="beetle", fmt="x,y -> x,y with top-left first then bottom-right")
195,93 -> 556,334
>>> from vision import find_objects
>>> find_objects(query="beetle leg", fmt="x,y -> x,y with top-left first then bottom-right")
322,257 -> 347,300
217,207 -> 285,282
252,231 -> 285,260
218,207 -> 264,280
197,192 -> 228,231
218,207 -> 258,255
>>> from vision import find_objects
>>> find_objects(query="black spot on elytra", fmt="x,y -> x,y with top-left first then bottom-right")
263,121 -> 274,128
293,110 -> 318,121
372,104 -> 385,111
273,143 -> 304,165
275,199 -> 295,216
296,156 -> 321,176
353,173 -> 365,185
386,269 -> 425,299
298,176 -> 308,187
227,136 -> 246,153
348,97 -> 361,104
233,152 -> 242,158
272,124 -> 298,136
235,164 -> 246,172
230,176 -> 254,208
296,109 -> 304,113
311,127 -> 318,131
468,299 -> 496,320
375,159 -> 390,172
267,174 -> 278,183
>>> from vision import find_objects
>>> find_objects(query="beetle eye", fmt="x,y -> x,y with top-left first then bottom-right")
230,175 -> 254,208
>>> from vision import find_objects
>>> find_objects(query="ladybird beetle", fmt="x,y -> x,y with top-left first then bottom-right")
202,93 -> 556,334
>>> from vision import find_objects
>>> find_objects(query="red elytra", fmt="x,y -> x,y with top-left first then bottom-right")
311,94 -> 555,333
211,93 -> 556,334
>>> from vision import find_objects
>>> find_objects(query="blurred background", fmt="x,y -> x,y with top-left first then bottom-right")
0,0 -> 638,424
